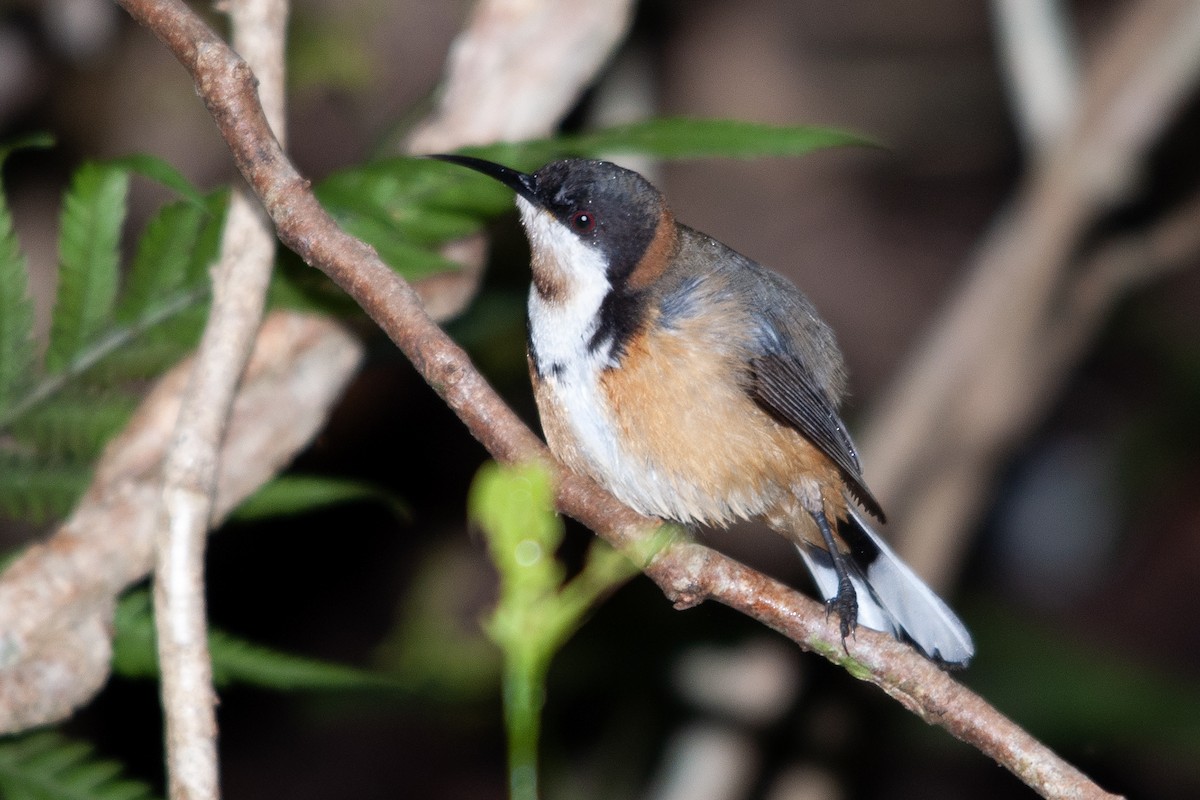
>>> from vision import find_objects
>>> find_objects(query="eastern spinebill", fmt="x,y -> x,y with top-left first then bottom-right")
433,154 -> 974,666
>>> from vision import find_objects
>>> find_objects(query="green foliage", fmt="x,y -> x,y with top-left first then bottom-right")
46,162 -> 130,374
470,461 -> 661,800
0,118 -> 867,525
8,390 -> 137,461
476,116 -> 876,167
0,150 -> 228,524
0,137 -> 51,422
0,731 -> 161,800
373,541 -> 503,701
107,153 -> 207,210
112,589 -> 399,692
317,117 -> 867,282
230,473 -> 409,522
316,157 -> 503,281
116,201 -> 207,325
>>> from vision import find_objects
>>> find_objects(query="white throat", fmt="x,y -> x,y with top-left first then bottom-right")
517,198 -> 614,377
518,197 -> 629,486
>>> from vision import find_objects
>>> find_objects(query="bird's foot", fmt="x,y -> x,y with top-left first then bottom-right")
824,575 -> 858,643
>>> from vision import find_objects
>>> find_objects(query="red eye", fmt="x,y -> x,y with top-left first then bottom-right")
569,211 -> 596,233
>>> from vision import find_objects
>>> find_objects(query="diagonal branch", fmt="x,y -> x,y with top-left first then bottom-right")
115,1 -> 1121,798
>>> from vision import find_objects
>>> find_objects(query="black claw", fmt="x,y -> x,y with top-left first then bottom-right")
826,575 -> 858,641
810,505 -> 860,646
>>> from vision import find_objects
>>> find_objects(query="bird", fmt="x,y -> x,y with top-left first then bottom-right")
432,153 -> 974,666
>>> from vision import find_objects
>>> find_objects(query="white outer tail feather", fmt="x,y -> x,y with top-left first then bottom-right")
797,503 -> 975,666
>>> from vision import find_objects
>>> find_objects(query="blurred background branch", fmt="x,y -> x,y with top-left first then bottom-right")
861,0 -> 1200,589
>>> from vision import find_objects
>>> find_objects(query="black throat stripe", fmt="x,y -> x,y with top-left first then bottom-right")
588,288 -> 646,364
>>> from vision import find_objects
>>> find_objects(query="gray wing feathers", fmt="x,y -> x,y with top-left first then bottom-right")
750,353 -> 886,520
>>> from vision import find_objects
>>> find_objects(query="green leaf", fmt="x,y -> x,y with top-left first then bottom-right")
315,157 -> 511,279
112,590 -> 399,692
452,118 -> 875,170
471,460 -> 566,624
0,133 -> 55,161
115,200 -> 206,324
469,460 -> 649,800
0,155 -> 219,529
0,455 -> 92,524
321,119 -> 869,284
183,190 -> 228,285
0,146 -> 39,418
0,731 -> 160,800
560,117 -> 876,159
333,212 -> 465,281
230,474 -> 409,522
207,628 -> 399,692
85,304 -> 209,385
108,152 -> 206,209
8,390 -> 138,460
46,163 -> 130,373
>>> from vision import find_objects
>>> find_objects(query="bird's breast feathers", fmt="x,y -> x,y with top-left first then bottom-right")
531,302 -> 841,528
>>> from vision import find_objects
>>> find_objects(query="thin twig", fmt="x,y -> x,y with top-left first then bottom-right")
115,1 -> 1122,797
152,0 -> 287,795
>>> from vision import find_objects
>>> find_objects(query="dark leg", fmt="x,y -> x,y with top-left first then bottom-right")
810,506 -> 858,641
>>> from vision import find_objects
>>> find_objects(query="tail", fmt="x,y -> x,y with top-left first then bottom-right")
796,503 -> 974,667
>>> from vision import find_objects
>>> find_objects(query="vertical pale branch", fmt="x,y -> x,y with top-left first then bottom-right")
152,0 -> 288,797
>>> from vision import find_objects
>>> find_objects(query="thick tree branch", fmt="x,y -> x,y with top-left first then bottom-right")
113,1 -> 1121,798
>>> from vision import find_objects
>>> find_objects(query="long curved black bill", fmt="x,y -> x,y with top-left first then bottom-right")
429,154 -> 540,206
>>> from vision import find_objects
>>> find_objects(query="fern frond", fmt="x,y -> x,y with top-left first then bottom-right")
0,454 -> 92,524
113,590 -> 400,692
0,144 -> 39,420
116,200 -> 205,324
183,190 -> 228,285
46,163 -> 129,373
0,285 -> 206,429
108,153 -> 207,210
8,389 -> 139,460
87,304 -> 209,384
0,731 -> 161,800
0,162 -> 222,528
